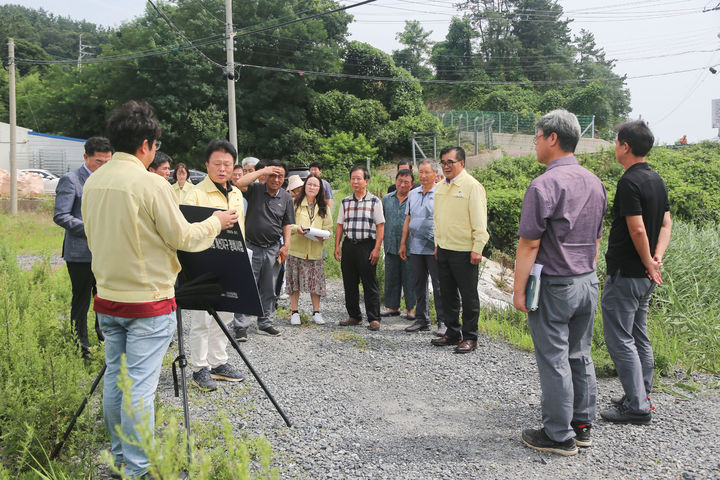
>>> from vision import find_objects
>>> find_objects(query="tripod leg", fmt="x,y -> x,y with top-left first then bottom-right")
208,308 -> 292,427
50,363 -> 107,460
175,308 -> 193,462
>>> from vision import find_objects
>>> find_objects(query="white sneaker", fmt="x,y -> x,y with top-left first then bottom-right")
312,312 -> 325,325
290,312 -> 301,325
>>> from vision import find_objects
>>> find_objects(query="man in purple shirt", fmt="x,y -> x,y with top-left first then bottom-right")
513,109 -> 606,456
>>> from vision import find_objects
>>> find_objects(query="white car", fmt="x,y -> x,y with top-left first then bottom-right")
20,169 -> 60,195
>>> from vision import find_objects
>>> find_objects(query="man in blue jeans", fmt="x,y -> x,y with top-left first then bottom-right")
82,100 -> 238,478
600,120 -> 672,425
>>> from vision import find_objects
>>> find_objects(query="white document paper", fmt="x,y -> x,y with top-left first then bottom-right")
303,228 -> 331,242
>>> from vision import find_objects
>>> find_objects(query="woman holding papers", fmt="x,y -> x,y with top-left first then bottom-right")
286,174 -> 334,325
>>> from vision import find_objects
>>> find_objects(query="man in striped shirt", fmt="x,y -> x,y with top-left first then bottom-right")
334,166 -> 385,331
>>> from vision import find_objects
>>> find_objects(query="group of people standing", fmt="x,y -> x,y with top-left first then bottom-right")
52,101 -> 670,476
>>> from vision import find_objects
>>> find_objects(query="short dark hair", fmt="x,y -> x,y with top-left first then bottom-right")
265,159 -> 287,175
396,168 -> 414,182
309,161 -> 322,170
439,146 -> 465,162
205,139 -> 237,164
350,165 -> 370,180
84,136 -> 113,156
149,151 -> 171,171
233,164 -> 243,171
397,160 -> 412,171
106,100 -> 161,155
617,120 -> 654,157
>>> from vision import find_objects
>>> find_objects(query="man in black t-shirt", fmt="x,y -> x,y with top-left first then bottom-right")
600,120 -> 672,425
232,160 -> 295,340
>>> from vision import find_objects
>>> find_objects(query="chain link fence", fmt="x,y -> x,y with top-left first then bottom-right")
429,110 -> 595,138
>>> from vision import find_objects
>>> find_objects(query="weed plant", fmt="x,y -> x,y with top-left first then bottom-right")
0,242 -> 105,477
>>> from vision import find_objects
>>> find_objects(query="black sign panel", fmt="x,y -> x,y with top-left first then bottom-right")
178,205 -> 262,316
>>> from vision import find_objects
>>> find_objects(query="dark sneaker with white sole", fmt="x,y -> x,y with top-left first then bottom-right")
210,363 -> 244,382
521,428 -> 578,456
571,423 -> 592,447
193,368 -> 218,392
234,327 -> 248,342
600,404 -> 652,425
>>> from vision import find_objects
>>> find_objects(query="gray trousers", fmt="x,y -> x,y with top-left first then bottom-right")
601,272 -> 656,414
233,241 -> 281,329
384,253 -> 416,311
528,271 -> 599,442
408,253 -> 445,325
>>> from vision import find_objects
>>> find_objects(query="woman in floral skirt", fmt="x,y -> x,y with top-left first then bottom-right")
286,174 -> 334,325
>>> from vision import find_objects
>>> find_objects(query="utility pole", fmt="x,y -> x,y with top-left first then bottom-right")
8,38 -> 17,215
225,0 -> 238,149
77,34 -> 93,69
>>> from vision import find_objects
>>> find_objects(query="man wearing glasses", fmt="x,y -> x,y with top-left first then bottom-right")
431,146 -> 489,353
232,160 -> 295,340
513,109 -> 606,456
82,101 -> 238,477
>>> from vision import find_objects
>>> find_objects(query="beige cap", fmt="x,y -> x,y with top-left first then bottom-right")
286,174 -> 304,192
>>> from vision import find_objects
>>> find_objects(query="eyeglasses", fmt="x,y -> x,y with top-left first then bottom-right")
439,159 -> 460,167
154,140 -> 162,150
532,134 -> 545,145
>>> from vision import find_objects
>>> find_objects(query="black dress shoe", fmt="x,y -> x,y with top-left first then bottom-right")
405,321 -> 430,332
454,339 -> 477,353
380,310 -> 400,317
431,335 -> 462,346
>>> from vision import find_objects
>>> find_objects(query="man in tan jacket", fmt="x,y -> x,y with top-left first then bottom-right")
182,139 -> 246,391
82,101 -> 237,478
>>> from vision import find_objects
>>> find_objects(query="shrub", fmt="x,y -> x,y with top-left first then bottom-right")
316,132 -> 379,185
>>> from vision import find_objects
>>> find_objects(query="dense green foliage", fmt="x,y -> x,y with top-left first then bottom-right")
2,0 -> 632,168
473,142 -> 720,255
421,1 -> 630,138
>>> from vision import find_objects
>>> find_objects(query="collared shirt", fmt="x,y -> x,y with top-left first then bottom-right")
289,198 -> 334,260
433,169 -> 489,254
518,155 -> 607,276
82,164 -> 93,177
172,181 -> 195,204
605,162 -> 669,277
82,152 -> 221,303
337,191 -> 385,241
382,190 -> 409,255
320,178 -> 334,200
244,182 -> 294,246
405,185 -> 436,255
183,175 -> 246,236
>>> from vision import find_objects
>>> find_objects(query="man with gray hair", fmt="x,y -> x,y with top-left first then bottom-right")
241,156 -> 260,176
399,159 -> 446,334
513,109 -> 606,456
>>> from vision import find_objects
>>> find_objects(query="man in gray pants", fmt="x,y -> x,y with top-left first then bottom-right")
600,120 -> 672,425
513,109 -> 607,456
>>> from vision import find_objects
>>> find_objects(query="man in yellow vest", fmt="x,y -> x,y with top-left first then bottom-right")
182,139 -> 246,391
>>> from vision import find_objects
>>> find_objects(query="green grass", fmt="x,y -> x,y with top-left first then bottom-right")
0,207 -> 64,254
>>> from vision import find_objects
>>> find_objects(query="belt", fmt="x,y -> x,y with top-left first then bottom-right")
345,237 -> 374,244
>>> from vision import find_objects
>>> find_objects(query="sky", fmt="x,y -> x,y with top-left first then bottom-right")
6,0 -> 720,144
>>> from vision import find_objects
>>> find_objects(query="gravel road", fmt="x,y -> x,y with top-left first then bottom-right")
150,277 -> 720,480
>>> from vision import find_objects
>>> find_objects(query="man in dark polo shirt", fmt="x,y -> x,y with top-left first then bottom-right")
334,166 -> 385,330
513,109 -> 607,456
233,160 -> 294,340
600,120 -> 672,425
